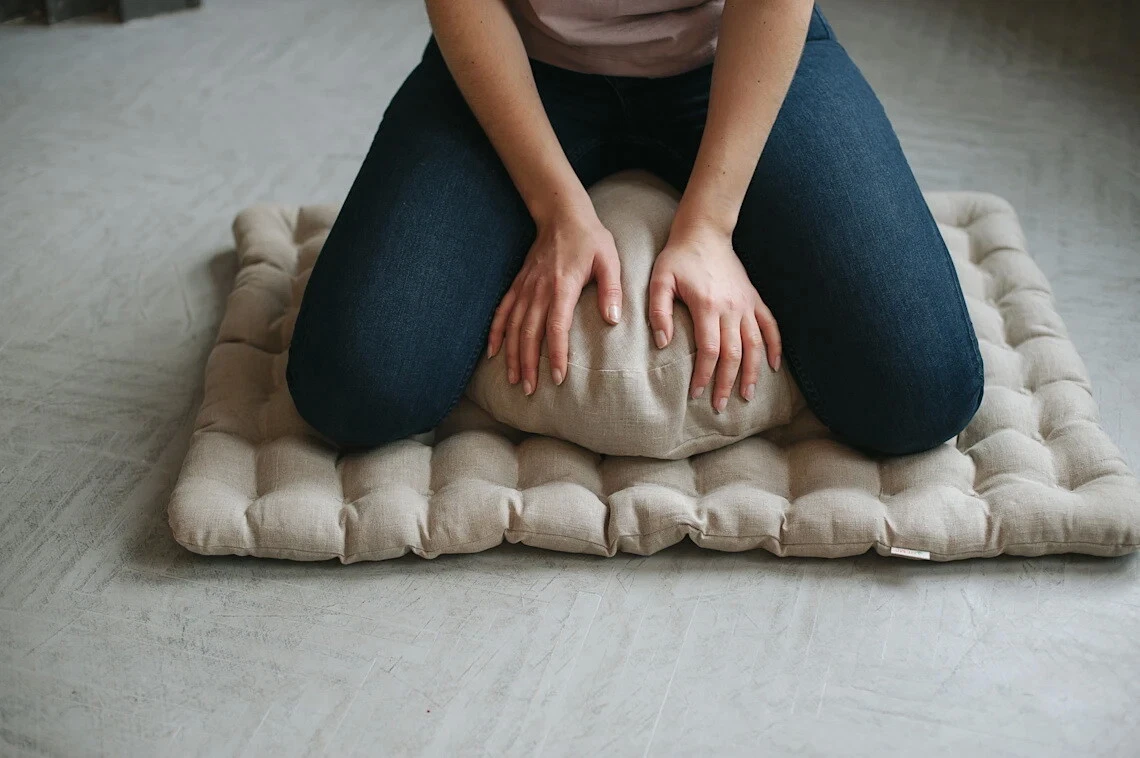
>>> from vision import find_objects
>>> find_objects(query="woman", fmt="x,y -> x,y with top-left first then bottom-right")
286,0 -> 984,456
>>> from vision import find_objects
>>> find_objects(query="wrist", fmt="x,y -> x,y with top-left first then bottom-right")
671,199 -> 737,244
673,190 -> 738,240
525,178 -> 595,231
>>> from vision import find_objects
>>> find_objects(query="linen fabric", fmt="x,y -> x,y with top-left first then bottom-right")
168,190 -> 1140,562
466,173 -> 805,459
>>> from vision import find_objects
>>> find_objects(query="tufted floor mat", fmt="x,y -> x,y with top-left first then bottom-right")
168,190 -> 1140,562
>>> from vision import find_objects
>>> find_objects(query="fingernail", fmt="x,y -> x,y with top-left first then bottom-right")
744,383 -> 755,401
607,305 -> 621,324
553,368 -> 564,386
691,386 -> 704,399
508,367 -> 518,384
773,355 -> 781,372
654,329 -> 667,349
486,344 -> 493,359
523,379 -> 534,396
716,397 -> 727,413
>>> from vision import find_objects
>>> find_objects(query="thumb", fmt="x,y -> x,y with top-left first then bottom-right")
648,269 -> 676,349
594,250 -> 623,325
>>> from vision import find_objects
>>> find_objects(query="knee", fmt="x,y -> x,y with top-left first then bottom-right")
827,343 -> 985,457
285,325 -> 454,450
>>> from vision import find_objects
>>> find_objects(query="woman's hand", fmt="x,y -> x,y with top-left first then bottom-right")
487,206 -> 623,395
649,219 -> 782,412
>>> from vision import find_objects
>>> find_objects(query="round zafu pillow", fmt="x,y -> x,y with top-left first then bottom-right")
466,171 -> 804,459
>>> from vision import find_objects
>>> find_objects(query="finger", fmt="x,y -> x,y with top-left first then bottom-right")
690,303 -> 720,400
594,248 -> 623,325
739,313 -> 764,401
756,299 -> 783,372
520,282 -> 551,396
648,271 -> 676,349
488,284 -> 518,359
713,314 -> 742,413
546,277 -> 578,386
504,285 -> 530,386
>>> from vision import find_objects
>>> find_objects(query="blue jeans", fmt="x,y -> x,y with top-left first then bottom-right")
287,8 -> 984,456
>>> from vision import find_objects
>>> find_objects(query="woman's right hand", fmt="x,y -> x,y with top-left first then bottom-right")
487,205 -> 623,395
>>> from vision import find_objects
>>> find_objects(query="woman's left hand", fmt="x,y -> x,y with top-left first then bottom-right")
648,220 -> 782,412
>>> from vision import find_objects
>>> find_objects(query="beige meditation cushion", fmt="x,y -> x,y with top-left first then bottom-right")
466,171 -> 804,460
167,190 -> 1140,562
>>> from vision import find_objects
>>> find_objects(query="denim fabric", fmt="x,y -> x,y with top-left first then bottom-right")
287,7 -> 984,456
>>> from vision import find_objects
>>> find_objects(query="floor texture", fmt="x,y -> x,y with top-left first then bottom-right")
1,1 -> 1138,755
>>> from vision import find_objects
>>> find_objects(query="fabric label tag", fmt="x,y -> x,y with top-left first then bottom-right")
890,547 -> 931,560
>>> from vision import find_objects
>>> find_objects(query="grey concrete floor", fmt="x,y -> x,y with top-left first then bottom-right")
1,0 -> 1138,756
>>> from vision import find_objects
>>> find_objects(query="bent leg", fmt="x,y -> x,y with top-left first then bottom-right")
647,10 -> 984,455
287,41 -> 613,448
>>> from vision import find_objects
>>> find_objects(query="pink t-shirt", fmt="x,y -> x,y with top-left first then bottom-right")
508,0 -> 724,77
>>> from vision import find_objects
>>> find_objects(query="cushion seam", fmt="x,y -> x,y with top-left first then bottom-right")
175,535 -> 1140,559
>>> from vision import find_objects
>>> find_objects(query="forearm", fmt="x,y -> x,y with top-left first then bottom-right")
424,0 -> 591,224
675,0 -> 814,233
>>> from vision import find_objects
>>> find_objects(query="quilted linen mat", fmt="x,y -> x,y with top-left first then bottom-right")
169,190 -> 1140,562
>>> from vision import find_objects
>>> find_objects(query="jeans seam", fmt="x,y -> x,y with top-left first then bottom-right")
602,76 -> 633,129
431,299 -> 503,433
807,6 -> 836,43
624,134 -> 690,164
782,344 -> 838,433
565,137 -> 607,169
923,210 -> 986,381
615,134 -> 698,193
